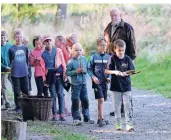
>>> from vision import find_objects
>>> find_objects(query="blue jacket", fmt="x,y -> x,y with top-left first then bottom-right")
1,43 -> 12,72
42,47 -> 63,73
88,52 -> 111,88
66,56 -> 88,85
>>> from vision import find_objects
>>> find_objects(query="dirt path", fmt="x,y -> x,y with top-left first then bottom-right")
4,76 -> 171,140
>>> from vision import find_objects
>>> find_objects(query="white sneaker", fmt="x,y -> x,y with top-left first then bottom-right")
73,120 -> 82,126
29,91 -> 34,96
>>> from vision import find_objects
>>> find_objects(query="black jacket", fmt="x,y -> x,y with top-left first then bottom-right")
104,19 -> 136,60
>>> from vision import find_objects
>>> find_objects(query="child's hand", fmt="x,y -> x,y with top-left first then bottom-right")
6,67 -> 11,72
106,78 -> 111,83
80,68 -> 86,73
75,68 -> 82,74
115,71 -> 121,76
92,76 -> 100,84
119,72 -> 129,77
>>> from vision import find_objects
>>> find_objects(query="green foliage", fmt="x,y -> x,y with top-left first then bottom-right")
132,54 -> 171,98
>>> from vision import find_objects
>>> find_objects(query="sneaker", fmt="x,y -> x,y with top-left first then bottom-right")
97,119 -> 109,125
98,119 -> 106,127
84,119 -> 95,124
115,122 -> 122,131
52,114 -> 59,121
59,114 -> 66,121
126,124 -> 134,132
64,108 -> 72,116
73,120 -> 82,126
110,112 -> 115,116
29,91 -> 34,95
5,102 -> 10,109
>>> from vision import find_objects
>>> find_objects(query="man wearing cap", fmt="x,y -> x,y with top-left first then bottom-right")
42,35 -> 66,121
104,8 -> 136,116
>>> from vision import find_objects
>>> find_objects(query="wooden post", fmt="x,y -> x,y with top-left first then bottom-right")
1,120 -> 27,140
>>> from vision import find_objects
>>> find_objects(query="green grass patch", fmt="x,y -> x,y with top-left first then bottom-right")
132,54 -> 171,98
28,121 -> 96,140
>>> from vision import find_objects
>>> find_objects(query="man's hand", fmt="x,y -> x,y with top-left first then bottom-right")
92,76 -> 100,84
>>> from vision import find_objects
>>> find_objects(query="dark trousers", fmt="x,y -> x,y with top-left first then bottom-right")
28,76 -> 32,91
11,76 -> 29,109
71,84 -> 90,122
35,76 -> 48,97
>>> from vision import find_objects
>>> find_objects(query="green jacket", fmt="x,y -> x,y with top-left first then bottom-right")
66,56 -> 88,85
1,43 -> 12,72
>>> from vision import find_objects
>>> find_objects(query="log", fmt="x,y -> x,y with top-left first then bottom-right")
1,119 -> 27,140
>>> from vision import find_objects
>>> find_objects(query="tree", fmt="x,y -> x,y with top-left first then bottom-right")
54,4 -> 67,26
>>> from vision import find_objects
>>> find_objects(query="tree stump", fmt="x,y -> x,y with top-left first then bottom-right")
1,120 -> 27,140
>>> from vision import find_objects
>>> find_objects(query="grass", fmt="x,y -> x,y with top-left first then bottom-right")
132,54 -> 171,98
28,121 -> 96,140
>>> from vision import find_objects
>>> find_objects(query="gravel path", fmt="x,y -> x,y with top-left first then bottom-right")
3,75 -> 171,140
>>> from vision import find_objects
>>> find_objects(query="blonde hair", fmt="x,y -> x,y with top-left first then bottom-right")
114,39 -> 126,49
72,43 -> 83,56
55,35 -> 66,44
13,29 -> 24,39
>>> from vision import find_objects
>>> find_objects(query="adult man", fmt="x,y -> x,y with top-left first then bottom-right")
104,8 -> 136,116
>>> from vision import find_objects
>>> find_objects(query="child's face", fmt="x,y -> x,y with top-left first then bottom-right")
44,39 -> 53,49
55,39 -> 63,49
97,41 -> 106,54
114,45 -> 125,59
66,39 -> 73,47
15,34 -> 23,45
72,45 -> 82,58
23,40 -> 28,46
35,40 -> 42,50
1,35 -> 8,45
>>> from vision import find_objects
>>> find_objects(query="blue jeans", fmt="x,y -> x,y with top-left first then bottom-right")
49,76 -> 64,115
71,84 -> 90,122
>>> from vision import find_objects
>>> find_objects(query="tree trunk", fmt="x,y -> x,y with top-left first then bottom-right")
54,4 -> 67,27
57,4 -> 67,19
1,120 -> 27,140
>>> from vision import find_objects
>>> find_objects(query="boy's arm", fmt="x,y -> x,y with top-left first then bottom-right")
105,56 -> 120,75
66,60 -> 77,76
128,56 -> 135,70
8,48 -> 12,65
29,51 -> 36,66
25,47 -> 29,66
87,56 -> 95,78
105,69 -> 120,75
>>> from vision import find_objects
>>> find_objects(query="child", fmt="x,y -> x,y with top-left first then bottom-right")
55,35 -> 70,63
8,29 -> 29,113
88,37 -> 111,127
66,43 -> 94,126
55,35 -> 71,116
1,30 -> 12,109
105,39 -> 135,132
42,35 -> 66,121
29,35 -> 48,97
23,36 -> 33,95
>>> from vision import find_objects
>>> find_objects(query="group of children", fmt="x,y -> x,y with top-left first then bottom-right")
1,29 -> 135,132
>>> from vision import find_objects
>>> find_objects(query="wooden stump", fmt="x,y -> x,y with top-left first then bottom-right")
1,120 -> 27,140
